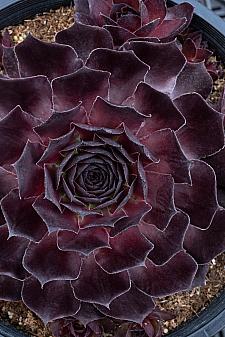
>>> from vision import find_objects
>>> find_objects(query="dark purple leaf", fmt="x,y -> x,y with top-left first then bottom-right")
52,66 -> 110,112
95,226 -> 153,273
0,76 -> 52,121
58,227 -> 110,255
125,40 -> 185,94
140,211 -> 189,264
1,189 -> 47,242
142,128 -> 191,183
14,141 -> 45,198
0,106 -> 40,166
0,275 -> 22,301
86,48 -> 148,104
130,251 -> 197,296
143,171 -> 176,230
23,232 -> 82,286
90,96 -> 146,134
174,93 -> 224,159
22,277 -> 80,324
96,283 -> 155,323
16,34 -> 82,80
0,224 -> 29,280
184,208 -> 225,264
72,254 -> 130,306
33,195 -> 79,233
174,160 -> 219,229
0,167 -> 17,199
172,62 -> 213,99
56,22 -> 113,62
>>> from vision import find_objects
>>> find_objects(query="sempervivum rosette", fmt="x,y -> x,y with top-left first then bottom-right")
56,0 -> 194,50
0,3 -> 225,337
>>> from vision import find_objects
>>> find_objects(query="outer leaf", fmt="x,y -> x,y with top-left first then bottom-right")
58,227 -> 110,255
15,34 -> 82,80
86,48 -> 148,104
0,275 -> 22,301
0,167 -> 17,200
125,40 -> 185,94
33,195 -> 79,233
72,254 -> 130,306
35,104 -> 87,144
143,171 -> 176,230
143,128 -> 191,183
23,232 -> 82,286
0,106 -> 40,166
22,277 -> 80,324
174,93 -> 224,159
14,141 -> 45,198
96,283 -> 155,323
0,76 -> 52,121
90,96 -> 147,134
56,22 -> 113,61
0,224 -> 29,280
130,251 -> 198,297
172,62 -> 213,99
130,82 -> 184,136
184,208 -> 225,264
1,189 -> 47,242
52,66 -> 110,112
95,226 -> 153,273
174,160 -> 219,229
140,211 -> 189,264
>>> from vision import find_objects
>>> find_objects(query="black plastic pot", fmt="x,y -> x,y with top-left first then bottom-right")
0,0 -> 224,336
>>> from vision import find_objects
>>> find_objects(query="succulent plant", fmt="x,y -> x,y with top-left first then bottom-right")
0,1 -> 225,337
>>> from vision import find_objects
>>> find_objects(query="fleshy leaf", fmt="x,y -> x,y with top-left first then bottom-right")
125,40 -> 185,94
130,82 -> 184,136
1,189 -> 47,242
86,48 -> 148,104
56,22 -> 113,61
172,62 -> 213,99
174,160 -> 219,229
58,227 -> 110,255
140,211 -> 189,264
130,251 -> 197,297
15,34 -> 82,80
52,66 -> 110,112
90,96 -> 146,134
2,46 -> 20,77
104,25 -> 136,47
75,302 -> 104,326
0,275 -> 22,301
33,195 -> 79,233
0,224 -> 29,280
23,232 -> 82,286
142,128 -> 191,183
0,76 -> 52,121
143,171 -> 176,230
14,141 -> 45,198
96,283 -> 155,323
72,254 -> 130,306
0,106 -> 40,166
184,208 -> 225,264
204,146 -> 225,188
0,167 -> 17,200
95,226 -> 153,273
22,277 -> 80,324
174,93 -> 224,159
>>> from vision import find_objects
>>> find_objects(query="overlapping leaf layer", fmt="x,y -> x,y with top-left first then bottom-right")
0,1 -> 224,336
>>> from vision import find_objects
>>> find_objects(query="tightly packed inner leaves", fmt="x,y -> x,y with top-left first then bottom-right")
0,0 -> 225,336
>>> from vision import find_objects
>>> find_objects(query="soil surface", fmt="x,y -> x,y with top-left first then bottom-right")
0,5 -> 225,337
